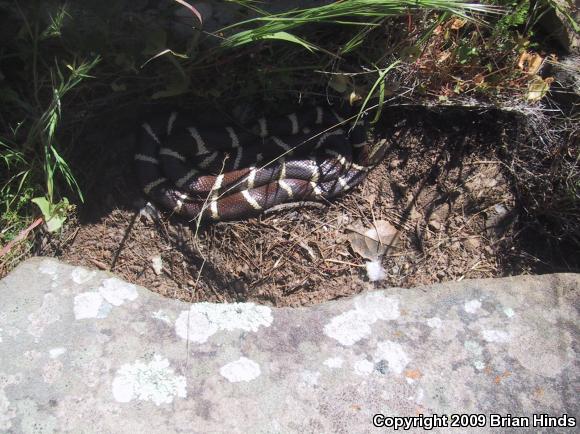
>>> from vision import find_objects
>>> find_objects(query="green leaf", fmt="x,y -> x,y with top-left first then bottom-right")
355,60 -> 400,127
31,196 -> 70,232
31,197 -> 51,218
258,32 -> 318,52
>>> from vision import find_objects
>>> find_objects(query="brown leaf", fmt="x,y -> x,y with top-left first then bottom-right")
347,220 -> 398,260
450,18 -> 466,30
473,73 -> 485,85
517,51 -> 543,75
437,51 -> 451,64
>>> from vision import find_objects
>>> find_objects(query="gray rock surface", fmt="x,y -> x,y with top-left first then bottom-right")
0,258 -> 578,433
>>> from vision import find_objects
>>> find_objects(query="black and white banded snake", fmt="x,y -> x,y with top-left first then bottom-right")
135,106 -> 385,221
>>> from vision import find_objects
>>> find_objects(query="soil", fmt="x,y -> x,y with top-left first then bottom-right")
39,106 -> 545,307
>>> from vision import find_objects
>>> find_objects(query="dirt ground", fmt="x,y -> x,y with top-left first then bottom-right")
39,106 -> 541,307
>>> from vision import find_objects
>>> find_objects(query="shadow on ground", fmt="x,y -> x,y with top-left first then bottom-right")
37,104 -> 579,306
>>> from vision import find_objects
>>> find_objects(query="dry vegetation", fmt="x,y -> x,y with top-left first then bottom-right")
1,1 -> 578,304
37,107 -> 558,307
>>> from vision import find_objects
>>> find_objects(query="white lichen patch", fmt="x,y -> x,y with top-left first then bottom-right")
49,347 -> 67,359
220,357 -> 261,383
152,310 -> 172,324
0,328 -> 3,343
71,267 -> 96,284
481,329 -> 510,343
473,360 -> 486,370
374,341 -> 410,375
464,299 -> 482,314
354,359 -> 374,376
354,292 -> 400,322
74,277 -> 136,320
503,307 -> 515,318
324,310 -> 371,347
301,370 -> 321,386
112,354 -> 186,405
98,278 -> 138,306
324,292 -> 400,346
426,317 -> 442,328
175,302 -> 273,343
27,293 -> 61,338
464,340 -> 483,356
175,310 -> 217,344
38,260 -> 58,280
73,292 -> 112,320
323,357 -> 344,369
464,341 -> 485,370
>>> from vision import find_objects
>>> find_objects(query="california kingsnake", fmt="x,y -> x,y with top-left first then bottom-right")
135,106 -> 383,221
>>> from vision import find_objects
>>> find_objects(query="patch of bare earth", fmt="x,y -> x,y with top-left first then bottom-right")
42,107 -> 528,307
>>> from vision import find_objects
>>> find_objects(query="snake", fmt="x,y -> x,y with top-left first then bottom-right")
135,106 -> 384,221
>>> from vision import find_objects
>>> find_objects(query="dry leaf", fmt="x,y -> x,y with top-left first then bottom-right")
347,220 -> 398,260
526,75 -> 551,101
517,51 -> 543,75
473,73 -> 485,85
450,18 -> 466,30
437,51 -> 451,64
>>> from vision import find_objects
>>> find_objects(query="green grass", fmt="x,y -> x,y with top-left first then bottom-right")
221,0 -> 502,49
1,1 -> 99,266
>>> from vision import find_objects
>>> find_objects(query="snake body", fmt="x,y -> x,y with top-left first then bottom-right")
135,106 -> 381,221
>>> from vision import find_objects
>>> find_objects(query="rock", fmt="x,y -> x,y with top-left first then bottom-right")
151,255 -> 163,275
389,158 -> 402,168
0,258 -> 578,432
485,205 -> 516,238
428,220 -> 442,231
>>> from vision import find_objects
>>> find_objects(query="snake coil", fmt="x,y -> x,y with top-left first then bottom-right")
135,106 -> 383,221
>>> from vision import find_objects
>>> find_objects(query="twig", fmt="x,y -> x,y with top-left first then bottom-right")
263,201 -> 326,215
0,218 -> 43,258
324,258 -> 365,267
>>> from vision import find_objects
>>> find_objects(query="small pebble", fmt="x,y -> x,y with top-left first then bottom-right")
428,220 -> 442,231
